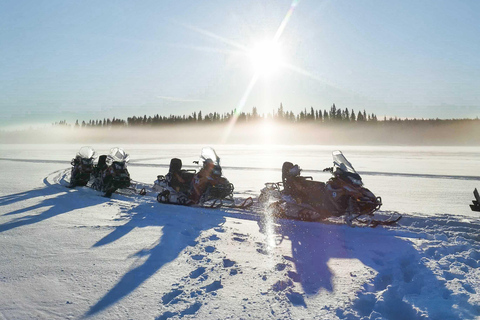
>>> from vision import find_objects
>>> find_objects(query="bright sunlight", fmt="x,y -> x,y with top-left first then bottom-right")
248,40 -> 284,76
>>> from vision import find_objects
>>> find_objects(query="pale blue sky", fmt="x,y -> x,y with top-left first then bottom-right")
1,0 -> 479,128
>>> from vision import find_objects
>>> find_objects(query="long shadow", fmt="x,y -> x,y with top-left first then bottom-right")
259,218 -> 466,319
0,184 -> 65,211
85,203 -> 225,317
0,186 -> 103,233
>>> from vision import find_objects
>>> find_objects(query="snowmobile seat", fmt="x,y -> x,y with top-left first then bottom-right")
93,155 -> 108,177
167,158 -> 195,193
282,161 -> 325,202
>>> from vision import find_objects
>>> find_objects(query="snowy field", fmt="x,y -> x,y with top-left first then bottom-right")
0,144 -> 479,319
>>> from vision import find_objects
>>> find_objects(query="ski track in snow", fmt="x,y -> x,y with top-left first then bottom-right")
0,165 -> 479,319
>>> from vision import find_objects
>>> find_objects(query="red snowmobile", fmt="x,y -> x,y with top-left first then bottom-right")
153,147 -> 252,208
259,150 -> 401,227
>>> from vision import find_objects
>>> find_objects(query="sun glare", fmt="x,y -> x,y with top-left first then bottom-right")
248,40 -> 284,76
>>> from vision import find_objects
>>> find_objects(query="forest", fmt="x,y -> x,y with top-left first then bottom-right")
52,103 -> 478,129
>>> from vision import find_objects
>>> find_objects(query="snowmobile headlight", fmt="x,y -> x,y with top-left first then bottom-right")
114,163 -> 124,170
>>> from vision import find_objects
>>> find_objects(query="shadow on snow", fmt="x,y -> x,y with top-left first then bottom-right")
0,177 -> 104,233
258,217 -> 467,319
85,202 -> 225,317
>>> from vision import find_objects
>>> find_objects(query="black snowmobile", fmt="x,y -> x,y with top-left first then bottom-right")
153,147 -> 252,208
91,147 -> 131,197
68,146 -> 96,188
259,150 -> 401,227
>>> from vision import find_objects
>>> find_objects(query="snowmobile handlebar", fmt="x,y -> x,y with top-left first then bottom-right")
323,167 -> 333,172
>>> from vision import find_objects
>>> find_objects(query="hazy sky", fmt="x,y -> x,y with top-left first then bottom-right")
1,0 -> 479,129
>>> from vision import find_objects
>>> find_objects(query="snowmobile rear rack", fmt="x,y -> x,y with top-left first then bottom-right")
209,197 -> 254,209
470,188 -> 480,212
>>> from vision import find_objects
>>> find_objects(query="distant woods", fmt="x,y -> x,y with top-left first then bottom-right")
53,103 -> 478,129
54,103 -> 379,128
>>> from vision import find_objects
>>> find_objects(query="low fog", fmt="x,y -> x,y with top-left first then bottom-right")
1,121 -> 479,146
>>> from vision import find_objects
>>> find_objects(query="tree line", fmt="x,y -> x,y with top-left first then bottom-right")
53,103 -> 478,128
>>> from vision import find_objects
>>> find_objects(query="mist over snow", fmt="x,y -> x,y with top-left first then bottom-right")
1,121 -> 480,145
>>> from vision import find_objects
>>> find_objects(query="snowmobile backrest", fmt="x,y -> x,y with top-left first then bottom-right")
282,162 -> 294,184
282,161 -> 299,195
169,158 -> 182,174
97,155 -> 107,169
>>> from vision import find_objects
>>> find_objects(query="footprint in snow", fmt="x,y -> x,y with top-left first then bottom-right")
287,271 -> 301,283
202,280 -> 223,293
204,246 -> 215,253
209,234 -> 220,241
157,302 -> 202,320
233,232 -> 247,237
275,263 -> 287,271
286,290 -> 307,307
272,279 -> 294,292
189,267 -> 206,279
161,289 -> 183,304
255,242 -> 269,255
191,254 -> 205,261
223,258 -> 236,268
228,231 -> 248,242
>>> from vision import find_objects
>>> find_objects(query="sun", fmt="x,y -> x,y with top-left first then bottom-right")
248,40 -> 284,76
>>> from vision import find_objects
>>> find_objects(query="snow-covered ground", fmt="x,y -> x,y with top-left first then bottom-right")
0,144 -> 479,319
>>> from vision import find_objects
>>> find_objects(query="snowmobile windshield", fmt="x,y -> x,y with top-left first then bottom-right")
108,147 -> 130,163
332,150 -> 358,175
77,146 -> 96,159
332,151 -> 363,185
200,147 -> 220,167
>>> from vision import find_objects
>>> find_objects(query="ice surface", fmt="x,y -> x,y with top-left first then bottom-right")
0,144 -> 479,319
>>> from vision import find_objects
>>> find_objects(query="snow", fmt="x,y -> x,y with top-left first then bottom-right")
0,144 -> 479,319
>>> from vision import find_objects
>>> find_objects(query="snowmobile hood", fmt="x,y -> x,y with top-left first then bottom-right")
108,147 -> 130,163
77,146 -> 96,159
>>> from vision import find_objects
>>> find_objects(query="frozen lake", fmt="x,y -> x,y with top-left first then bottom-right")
1,144 -> 479,217
1,143 -> 479,319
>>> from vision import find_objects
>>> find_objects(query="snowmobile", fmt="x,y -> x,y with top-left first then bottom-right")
68,146 -> 96,188
259,150 -> 401,227
470,188 -> 480,212
153,147 -> 252,209
91,147 -> 131,197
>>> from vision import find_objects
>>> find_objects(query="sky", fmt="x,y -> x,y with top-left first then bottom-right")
1,0 -> 479,129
